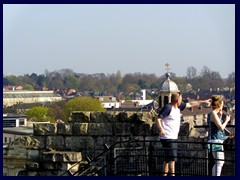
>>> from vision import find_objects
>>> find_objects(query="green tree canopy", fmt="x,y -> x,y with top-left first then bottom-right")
3,68 -> 235,93
63,75 -> 80,89
64,97 -> 106,119
227,72 -> 235,88
22,84 -> 34,91
48,101 -> 67,122
25,106 -> 52,122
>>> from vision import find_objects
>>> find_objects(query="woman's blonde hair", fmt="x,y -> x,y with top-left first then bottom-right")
211,95 -> 224,109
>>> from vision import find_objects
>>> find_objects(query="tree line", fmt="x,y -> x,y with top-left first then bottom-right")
3,66 -> 235,94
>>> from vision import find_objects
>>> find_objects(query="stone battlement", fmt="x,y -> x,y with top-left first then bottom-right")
3,111 -> 211,176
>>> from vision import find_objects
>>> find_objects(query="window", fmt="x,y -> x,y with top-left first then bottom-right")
3,120 -> 16,128
19,119 -> 25,126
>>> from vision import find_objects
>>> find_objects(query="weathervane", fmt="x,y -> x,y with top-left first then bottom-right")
165,63 -> 170,73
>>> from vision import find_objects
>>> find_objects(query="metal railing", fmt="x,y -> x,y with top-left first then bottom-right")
62,138 -> 235,176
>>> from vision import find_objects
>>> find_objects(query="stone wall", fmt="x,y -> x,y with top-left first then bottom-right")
3,111 -> 209,176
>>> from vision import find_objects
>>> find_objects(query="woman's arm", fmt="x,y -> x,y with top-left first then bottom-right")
212,111 -> 231,130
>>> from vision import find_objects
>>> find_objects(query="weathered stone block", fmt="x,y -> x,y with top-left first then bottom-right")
37,170 -> 59,176
90,112 -> 115,123
8,136 -> 45,150
25,162 -> 39,170
134,112 -> 155,125
122,136 -> 145,147
65,136 -> 94,151
69,111 -> 91,123
182,115 -> 194,122
39,162 -> 81,173
93,136 -> 122,150
59,162 -> 80,171
114,123 -> 131,136
46,136 -> 65,151
93,136 -> 112,150
202,118 -> 208,126
189,128 -> 207,138
33,123 -> 57,136
26,171 -> 38,176
57,123 -> 73,135
3,148 -> 8,155
73,123 -> 88,135
57,170 -> 72,176
115,112 -> 132,122
42,151 -> 82,162
194,119 -> 202,126
17,170 -> 28,176
132,123 -> 151,136
114,112 -> 155,124
179,122 -> 193,136
88,123 -> 113,136
7,148 -> 27,158
40,162 -> 58,170
151,123 -> 160,135
26,149 -> 40,160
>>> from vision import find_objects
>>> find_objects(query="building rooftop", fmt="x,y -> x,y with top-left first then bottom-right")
3,126 -> 33,135
3,90 -> 61,98
160,73 -> 179,92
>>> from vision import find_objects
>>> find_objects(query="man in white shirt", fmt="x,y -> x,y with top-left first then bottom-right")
155,92 -> 210,176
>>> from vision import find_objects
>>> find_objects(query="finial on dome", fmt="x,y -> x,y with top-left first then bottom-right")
165,63 -> 171,79
166,72 -> 171,79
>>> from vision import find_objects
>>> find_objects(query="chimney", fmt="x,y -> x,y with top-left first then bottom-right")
141,89 -> 146,100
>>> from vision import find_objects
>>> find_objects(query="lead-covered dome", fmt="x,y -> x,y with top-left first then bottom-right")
160,73 -> 179,91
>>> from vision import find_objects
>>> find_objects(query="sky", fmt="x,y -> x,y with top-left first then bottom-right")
3,4 -> 235,78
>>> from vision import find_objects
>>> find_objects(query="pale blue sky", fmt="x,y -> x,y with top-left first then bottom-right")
3,4 -> 235,78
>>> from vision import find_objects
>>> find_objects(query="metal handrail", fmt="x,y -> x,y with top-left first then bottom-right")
71,139 -> 235,176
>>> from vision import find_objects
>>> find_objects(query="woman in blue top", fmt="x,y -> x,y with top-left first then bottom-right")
208,95 -> 231,176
